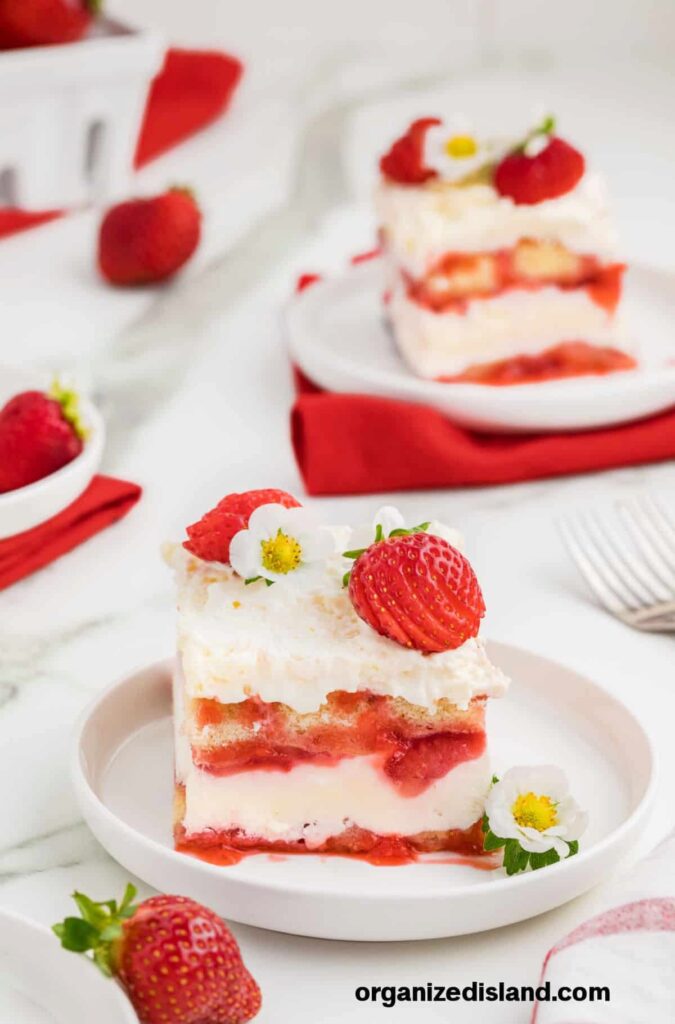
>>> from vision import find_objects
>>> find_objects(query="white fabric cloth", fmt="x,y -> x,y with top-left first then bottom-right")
534,832 -> 675,1023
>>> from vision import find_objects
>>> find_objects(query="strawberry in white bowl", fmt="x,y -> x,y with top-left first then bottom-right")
0,370 -> 104,538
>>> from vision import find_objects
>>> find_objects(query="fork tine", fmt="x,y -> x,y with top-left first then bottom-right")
558,517 -> 630,615
641,494 -> 675,551
586,510 -> 672,604
617,499 -> 675,588
576,512 -> 651,608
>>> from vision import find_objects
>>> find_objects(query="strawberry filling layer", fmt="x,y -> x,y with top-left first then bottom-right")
405,244 -> 625,314
442,340 -> 637,385
190,692 -> 486,796
174,804 -> 488,863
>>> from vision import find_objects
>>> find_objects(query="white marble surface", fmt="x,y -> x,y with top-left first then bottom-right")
1,2 -> 675,1020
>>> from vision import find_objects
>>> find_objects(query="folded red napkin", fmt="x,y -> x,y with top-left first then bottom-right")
0,47 -> 243,241
0,475 -> 141,590
292,369 -> 675,495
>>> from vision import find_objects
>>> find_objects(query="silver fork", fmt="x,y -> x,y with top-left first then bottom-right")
559,494 -> 675,632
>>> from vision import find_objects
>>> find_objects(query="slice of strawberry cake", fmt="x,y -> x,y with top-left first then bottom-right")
376,114 -> 635,384
165,490 -> 509,862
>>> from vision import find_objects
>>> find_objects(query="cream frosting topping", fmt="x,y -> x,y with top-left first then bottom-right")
164,529 -> 509,714
376,173 -> 619,277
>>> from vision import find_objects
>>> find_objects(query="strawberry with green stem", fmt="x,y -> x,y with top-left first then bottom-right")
53,884 -> 262,1024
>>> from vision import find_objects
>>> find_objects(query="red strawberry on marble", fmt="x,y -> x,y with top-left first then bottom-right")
0,382 -> 86,494
495,135 -> 585,205
347,531 -> 485,653
379,117 -> 441,185
53,886 -> 261,1024
184,488 -> 301,564
98,187 -> 202,286
0,0 -> 100,49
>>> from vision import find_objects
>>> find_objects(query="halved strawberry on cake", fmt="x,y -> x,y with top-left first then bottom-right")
376,114 -> 635,384
165,492 -> 509,863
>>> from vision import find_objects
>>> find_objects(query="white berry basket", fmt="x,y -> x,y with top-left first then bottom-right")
0,16 -> 164,209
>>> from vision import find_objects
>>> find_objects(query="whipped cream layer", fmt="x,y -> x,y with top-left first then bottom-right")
389,286 -> 630,379
178,752 -> 491,845
376,173 -> 619,277
165,541 -> 509,713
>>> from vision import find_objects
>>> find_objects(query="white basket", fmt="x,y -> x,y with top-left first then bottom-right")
0,16 -> 164,209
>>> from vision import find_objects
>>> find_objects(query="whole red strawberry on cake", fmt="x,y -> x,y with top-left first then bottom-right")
53,884 -> 261,1024
376,114 -> 634,384
165,492 -> 509,862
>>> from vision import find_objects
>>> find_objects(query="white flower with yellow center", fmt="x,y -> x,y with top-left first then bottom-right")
484,766 -> 588,873
229,503 -> 336,588
424,118 -> 511,184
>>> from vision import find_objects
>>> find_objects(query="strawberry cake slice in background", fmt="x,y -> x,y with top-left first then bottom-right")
376,114 -> 636,384
164,490 -> 509,863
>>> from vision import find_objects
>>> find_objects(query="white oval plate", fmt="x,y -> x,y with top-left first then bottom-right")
73,644 -> 655,942
0,367 -> 104,539
0,908 -> 136,1024
287,259 -> 675,433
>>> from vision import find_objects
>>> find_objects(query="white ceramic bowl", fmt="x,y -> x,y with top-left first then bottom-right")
0,908 -> 136,1023
0,369 -> 105,540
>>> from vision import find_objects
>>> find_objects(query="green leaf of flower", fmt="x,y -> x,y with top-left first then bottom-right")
566,840 -> 579,858
374,524 -> 384,542
529,848 -> 560,871
483,829 -> 507,852
503,839 -> 530,875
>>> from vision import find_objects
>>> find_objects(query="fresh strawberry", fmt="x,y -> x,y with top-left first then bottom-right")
380,117 -> 441,185
98,187 -> 202,286
347,531 -> 485,653
0,382 -> 86,494
184,488 -> 301,564
495,136 -> 585,205
0,0 -> 100,49
53,885 -> 261,1024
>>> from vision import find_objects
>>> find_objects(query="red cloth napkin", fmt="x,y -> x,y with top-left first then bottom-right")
0,475 -> 141,590
0,47 -> 243,241
292,368 -> 675,495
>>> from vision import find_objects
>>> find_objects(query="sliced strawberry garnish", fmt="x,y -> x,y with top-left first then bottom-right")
348,532 -> 485,653
495,136 -> 585,205
379,117 -> 441,185
184,488 -> 300,564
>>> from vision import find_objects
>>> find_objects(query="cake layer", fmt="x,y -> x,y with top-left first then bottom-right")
187,691 -> 486,796
376,173 -> 618,278
388,285 -> 631,379
176,750 -> 492,848
165,544 -> 509,713
404,244 -> 622,311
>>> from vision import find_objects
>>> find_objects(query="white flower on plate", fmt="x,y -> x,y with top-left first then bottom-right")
423,117 -> 511,184
485,765 -> 588,863
229,503 -> 336,588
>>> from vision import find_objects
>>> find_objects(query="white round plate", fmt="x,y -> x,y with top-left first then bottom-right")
73,644 -> 655,942
0,908 -> 136,1024
286,259 -> 675,433
0,367 -> 104,539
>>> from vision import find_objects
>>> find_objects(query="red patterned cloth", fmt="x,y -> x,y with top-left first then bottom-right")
0,475 -> 141,589
0,48 -> 243,241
